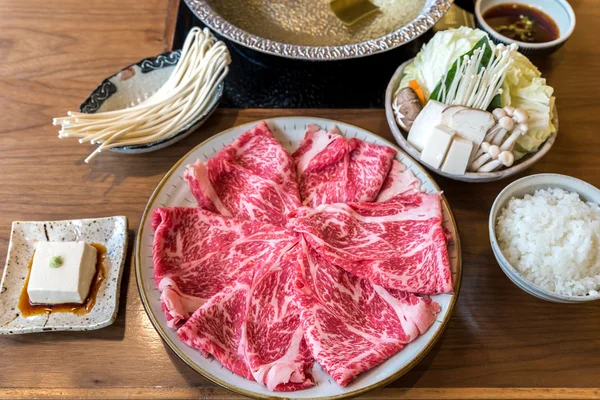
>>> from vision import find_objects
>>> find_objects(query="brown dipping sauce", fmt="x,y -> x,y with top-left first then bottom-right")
18,243 -> 106,317
483,3 -> 560,43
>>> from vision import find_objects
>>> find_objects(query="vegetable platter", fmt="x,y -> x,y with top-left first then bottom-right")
385,27 -> 558,182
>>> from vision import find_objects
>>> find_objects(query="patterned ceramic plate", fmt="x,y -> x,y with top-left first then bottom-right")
79,50 -> 223,154
136,117 -> 462,399
0,216 -> 128,334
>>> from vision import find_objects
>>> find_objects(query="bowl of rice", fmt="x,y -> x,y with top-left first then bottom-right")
489,174 -> 600,303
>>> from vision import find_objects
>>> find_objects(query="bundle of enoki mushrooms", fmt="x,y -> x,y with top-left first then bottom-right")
54,28 -> 230,163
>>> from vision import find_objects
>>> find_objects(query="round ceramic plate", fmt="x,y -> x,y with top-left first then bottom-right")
136,117 -> 462,399
79,50 -> 223,154
385,59 -> 559,183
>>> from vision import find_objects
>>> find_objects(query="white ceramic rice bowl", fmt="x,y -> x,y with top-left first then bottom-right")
489,174 -> 600,303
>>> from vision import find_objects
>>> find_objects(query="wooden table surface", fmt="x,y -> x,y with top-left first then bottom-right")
1,0 -> 599,399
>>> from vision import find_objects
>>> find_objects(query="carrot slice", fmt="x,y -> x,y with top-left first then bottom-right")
408,80 -> 425,106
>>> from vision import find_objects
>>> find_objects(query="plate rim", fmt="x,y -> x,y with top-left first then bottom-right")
134,116 -> 463,399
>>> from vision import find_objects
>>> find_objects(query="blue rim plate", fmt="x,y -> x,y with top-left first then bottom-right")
79,50 -> 223,154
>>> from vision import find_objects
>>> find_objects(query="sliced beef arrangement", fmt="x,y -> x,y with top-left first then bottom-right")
185,121 -> 301,225
376,159 -> 422,202
296,240 -> 440,387
178,243 -> 315,391
152,207 -> 298,328
292,125 -> 348,207
346,138 -> 398,202
152,121 -> 453,391
287,193 -> 453,294
292,124 -> 396,207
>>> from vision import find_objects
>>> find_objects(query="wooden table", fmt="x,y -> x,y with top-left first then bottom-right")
1,1 -> 599,399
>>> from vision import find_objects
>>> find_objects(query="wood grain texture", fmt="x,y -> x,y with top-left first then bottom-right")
164,0 -> 181,52
0,0 -> 599,399
0,388 -> 598,399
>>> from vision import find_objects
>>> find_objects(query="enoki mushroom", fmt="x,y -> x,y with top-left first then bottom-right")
54,28 -> 231,163
438,43 -> 517,111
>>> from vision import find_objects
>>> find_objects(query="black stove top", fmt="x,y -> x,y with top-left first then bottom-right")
173,1 -> 474,108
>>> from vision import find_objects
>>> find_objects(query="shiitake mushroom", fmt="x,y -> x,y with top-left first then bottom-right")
392,87 -> 422,131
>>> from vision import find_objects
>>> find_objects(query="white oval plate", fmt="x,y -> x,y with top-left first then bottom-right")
135,116 -> 462,399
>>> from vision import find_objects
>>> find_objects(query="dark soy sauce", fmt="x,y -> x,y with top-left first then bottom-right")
483,3 -> 560,43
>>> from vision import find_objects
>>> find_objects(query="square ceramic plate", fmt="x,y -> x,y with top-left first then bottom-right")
0,216 -> 128,334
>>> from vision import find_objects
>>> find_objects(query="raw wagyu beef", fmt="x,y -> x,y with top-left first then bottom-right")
292,125 -> 396,207
295,240 -> 440,387
346,138 -> 398,202
177,267 -> 255,375
376,160 -> 422,202
152,207 -> 298,328
292,125 -> 349,207
288,193 -> 452,294
184,121 -> 301,225
177,244 -> 315,391
152,121 -> 452,391
244,244 -> 314,391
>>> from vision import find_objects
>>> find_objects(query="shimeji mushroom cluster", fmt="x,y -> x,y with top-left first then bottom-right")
469,105 -> 530,172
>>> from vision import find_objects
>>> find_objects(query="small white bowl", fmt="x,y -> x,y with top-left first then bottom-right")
385,59 -> 558,183
474,0 -> 576,56
489,174 -> 600,303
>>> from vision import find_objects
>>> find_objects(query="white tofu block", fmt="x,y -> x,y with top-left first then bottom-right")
420,125 -> 454,169
27,241 -> 97,304
407,100 -> 446,152
441,137 -> 474,175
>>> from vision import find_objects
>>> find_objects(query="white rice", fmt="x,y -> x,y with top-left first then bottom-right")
496,188 -> 600,297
